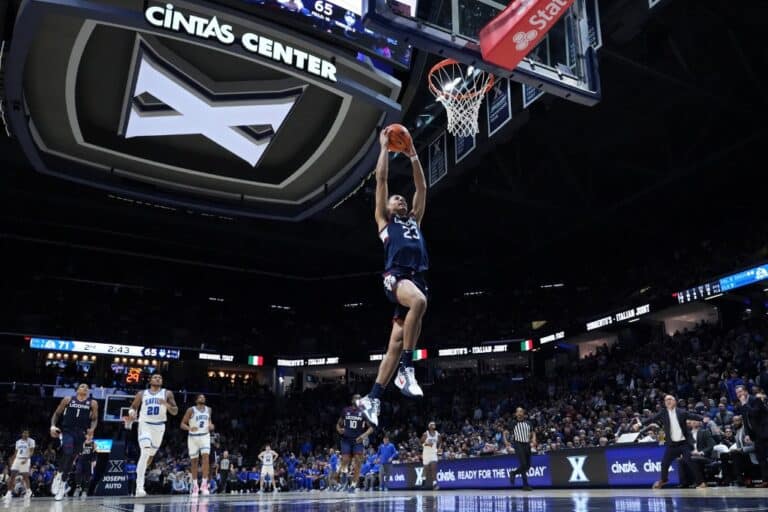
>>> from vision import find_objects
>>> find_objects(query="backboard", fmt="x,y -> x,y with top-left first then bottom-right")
364,0 -> 602,105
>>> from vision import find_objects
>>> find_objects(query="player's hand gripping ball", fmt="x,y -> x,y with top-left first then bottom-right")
385,123 -> 413,154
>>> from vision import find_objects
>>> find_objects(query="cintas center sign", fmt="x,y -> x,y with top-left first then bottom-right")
4,0 -> 401,221
144,4 -> 337,82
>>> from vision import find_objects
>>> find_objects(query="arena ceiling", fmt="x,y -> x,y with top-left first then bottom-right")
0,0 -> 766,298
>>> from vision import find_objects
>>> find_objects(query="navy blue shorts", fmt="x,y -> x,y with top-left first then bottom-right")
340,438 -> 364,455
382,270 -> 428,321
60,431 -> 85,456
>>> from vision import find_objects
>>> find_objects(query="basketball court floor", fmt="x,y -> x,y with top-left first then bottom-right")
5,489 -> 768,512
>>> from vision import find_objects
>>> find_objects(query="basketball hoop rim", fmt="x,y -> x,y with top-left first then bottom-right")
427,58 -> 495,101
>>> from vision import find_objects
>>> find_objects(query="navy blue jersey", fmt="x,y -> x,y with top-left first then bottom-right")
379,214 -> 429,273
341,406 -> 366,439
61,397 -> 92,432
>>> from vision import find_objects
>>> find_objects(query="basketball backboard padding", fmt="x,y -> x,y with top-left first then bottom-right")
364,0 -> 601,106
479,0 -> 576,72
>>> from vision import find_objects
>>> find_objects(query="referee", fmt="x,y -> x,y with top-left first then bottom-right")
508,407 -> 536,491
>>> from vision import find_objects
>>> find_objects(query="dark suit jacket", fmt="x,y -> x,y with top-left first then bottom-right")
690,428 -> 715,458
643,408 -> 703,445
736,396 -> 768,440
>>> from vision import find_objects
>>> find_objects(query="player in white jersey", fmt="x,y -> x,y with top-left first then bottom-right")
421,422 -> 441,490
257,444 -> 279,493
4,430 -> 35,501
181,394 -> 215,497
127,373 -> 178,497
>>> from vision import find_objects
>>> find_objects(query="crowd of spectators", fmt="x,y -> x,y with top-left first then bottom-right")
2,316 -> 768,496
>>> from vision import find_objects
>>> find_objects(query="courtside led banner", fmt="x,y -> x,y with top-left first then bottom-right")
386,445 -> 679,489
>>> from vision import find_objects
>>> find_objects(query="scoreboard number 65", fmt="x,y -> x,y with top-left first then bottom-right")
314,1 -> 334,16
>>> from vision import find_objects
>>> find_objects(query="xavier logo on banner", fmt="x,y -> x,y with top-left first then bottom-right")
414,467 -> 425,487
523,83 -> 545,109
487,79 -> 512,137
120,43 -> 302,167
428,133 -> 447,186
454,134 -> 476,164
567,456 -> 589,482
94,441 -> 131,496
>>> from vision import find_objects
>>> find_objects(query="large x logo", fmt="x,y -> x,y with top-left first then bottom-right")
122,46 -> 301,167
567,456 -> 589,482
414,467 -> 425,487
108,460 -> 125,473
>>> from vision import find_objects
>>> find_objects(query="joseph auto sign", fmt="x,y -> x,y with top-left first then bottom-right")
4,0 -> 401,220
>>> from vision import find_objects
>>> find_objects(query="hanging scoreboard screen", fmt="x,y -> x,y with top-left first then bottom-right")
223,0 -> 413,67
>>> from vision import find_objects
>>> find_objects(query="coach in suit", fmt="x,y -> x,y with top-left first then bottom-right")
735,385 -> 768,487
634,394 -> 704,489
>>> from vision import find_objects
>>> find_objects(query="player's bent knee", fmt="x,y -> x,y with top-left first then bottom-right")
410,294 -> 427,312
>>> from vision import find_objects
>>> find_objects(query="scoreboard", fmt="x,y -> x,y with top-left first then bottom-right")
221,0 -> 413,67
675,263 -> 768,304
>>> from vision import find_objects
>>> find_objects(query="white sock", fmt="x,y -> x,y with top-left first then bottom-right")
136,450 -> 150,490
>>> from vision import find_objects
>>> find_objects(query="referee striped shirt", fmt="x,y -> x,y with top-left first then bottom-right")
510,420 -> 533,443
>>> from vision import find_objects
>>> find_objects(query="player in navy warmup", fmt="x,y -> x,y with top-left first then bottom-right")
357,127 -> 429,427
337,394 -> 373,492
49,383 -> 99,501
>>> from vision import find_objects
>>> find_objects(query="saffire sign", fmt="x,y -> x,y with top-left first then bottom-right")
479,0 -> 575,71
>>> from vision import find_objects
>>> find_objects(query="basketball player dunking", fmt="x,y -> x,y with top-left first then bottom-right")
50,383 -> 98,501
337,394 -> 373,493
127,373 -> 178,497
181,394 -> 214,497
357,127 -> 429,427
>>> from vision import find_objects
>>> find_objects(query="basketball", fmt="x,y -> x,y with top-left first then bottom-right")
386,123 -> 413,153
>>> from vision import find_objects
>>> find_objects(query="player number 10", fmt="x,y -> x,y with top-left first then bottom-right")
314,1 -> 333,16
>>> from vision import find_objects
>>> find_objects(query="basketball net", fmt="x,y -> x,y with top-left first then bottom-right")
428,59 -> 494,138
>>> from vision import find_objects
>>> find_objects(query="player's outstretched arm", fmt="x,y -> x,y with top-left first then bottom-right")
375,128 -> 391,231
336,418 -> 345,435
408,140 -> 426,224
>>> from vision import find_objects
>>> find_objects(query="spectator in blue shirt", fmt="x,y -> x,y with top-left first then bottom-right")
237,468 -> 248,492
285,454 -> 299,490
328,449 -> 340,489
375,436 -> 398,490
300,440 -> 313,457
247,467 -> 260,492
362,448 -> 380,491
724,370 -> 745,402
